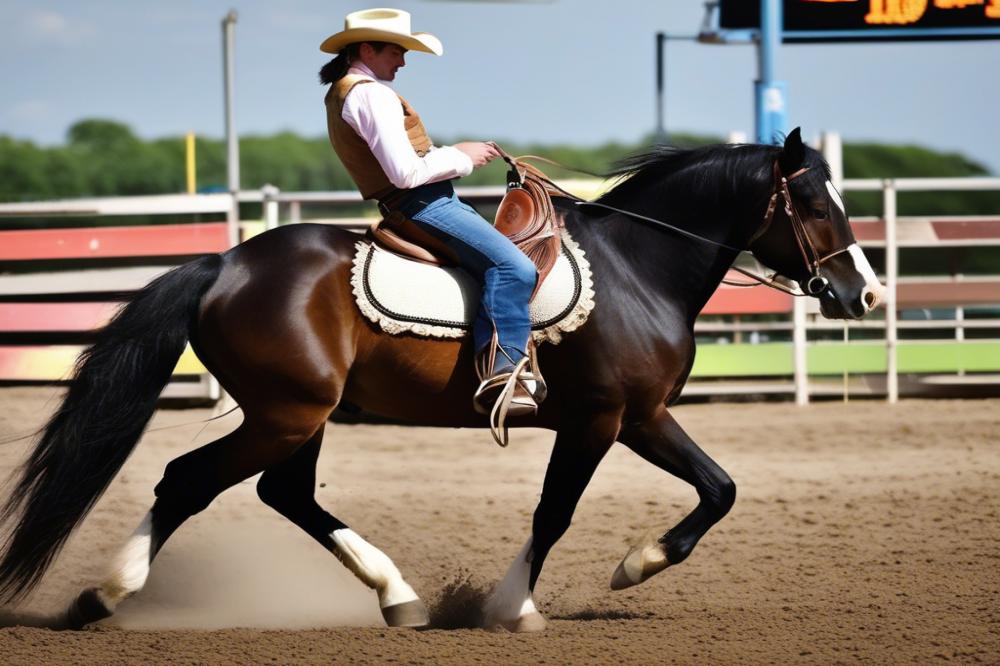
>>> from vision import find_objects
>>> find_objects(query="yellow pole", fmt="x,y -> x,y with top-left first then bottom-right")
185,132 -> 196,194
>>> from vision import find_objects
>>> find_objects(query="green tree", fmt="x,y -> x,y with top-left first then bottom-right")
844,143 -> 998,216
0,137 -> 51,201
67,119 -> 139,153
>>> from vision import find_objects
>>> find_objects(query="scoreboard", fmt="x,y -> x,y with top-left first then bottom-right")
720,0 -> 1000,42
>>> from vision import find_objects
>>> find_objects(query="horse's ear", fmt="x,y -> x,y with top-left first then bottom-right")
778,127 -> 805,175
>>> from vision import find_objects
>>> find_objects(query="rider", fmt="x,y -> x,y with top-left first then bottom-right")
319,8 -> 540,417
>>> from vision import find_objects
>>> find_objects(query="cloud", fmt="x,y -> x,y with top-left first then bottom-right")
28,10 -> 69,35
22,9 -> 97,45
266,10 -> 328,33
6,99 -> 52,122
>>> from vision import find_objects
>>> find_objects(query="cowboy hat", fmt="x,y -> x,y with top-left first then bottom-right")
320,8 -> 443,56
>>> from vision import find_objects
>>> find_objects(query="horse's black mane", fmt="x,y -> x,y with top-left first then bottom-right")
596,142 -> 831,207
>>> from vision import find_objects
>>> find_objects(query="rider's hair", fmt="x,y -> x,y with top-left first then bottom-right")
319,41 -> 391,85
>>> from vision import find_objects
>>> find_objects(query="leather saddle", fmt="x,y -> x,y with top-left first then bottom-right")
368,152 -> 570,296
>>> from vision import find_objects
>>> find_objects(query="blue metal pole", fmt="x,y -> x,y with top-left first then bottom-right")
755,0 -> 787,144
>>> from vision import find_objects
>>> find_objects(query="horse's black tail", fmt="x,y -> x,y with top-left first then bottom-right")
0,254 -> 223,602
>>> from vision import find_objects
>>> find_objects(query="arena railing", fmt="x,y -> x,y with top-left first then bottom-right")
2,177 -> 998,404
838,177 -> 1000,403
0,193 -> 237,400
243,179 -> 1000,404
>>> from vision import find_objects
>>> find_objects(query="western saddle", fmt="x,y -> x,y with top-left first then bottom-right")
366,149 -> 574,447
367,149 -> 571,296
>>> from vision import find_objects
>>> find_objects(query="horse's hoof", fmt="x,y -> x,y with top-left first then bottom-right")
61,587 -> 114,629
381,599 -> 429,628
487,611 -> 547,633
610,531 -> 670,591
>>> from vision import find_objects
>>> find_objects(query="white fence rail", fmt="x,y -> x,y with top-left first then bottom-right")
2,176 -> 998,403
852,177 -> 1000,402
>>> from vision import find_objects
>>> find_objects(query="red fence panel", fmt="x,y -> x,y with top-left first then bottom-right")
0,303 -> 119,332
0,223 -> 229,260
702,274 -> 793,315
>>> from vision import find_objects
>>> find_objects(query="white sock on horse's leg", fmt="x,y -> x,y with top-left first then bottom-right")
483,537 -> 546,632
61,510 -> 155,629
331,528 -> 428,627
100,511 -> 154,606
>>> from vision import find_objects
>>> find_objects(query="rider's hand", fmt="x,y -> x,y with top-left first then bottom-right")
454,141 -> 500,168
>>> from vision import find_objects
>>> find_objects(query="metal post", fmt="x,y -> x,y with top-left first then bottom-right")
755,0 -> 787,144
820,131 -> 844,192
262,184 -> 280,231
842,322 -> 850,403
207,376 -> 221,401
883,179 -> 899,403
956,303 -> 965,376
222,10 -> 240,248
793,292 -> 809,405
185,132 -> 197,195
290,200 -> 302,225
656,32 -> 666,142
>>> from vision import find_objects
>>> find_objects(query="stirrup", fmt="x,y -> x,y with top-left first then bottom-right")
473,356 -> 536,447
525,339 -> 547,403
474,339 -> 547,404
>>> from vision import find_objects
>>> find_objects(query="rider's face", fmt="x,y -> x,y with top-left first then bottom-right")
361,43 -> 407,81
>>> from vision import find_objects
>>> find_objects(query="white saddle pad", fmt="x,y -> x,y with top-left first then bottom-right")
351,230 -> 595,343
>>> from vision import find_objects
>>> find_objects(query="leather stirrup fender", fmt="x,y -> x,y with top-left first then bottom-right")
495,187 -> 536,238
493,169 -> 563,299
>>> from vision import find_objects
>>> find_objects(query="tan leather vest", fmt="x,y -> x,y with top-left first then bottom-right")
326,75 -> 433,200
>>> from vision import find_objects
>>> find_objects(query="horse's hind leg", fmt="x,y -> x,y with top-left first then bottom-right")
611,408 -> 736,590
256,424 -> 428,628
483,413 -> 618,632
61,405 -> 331,628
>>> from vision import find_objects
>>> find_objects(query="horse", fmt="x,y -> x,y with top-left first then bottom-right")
0,128 -> 883,632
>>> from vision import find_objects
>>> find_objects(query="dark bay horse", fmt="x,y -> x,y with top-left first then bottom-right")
0,129 -> 882,632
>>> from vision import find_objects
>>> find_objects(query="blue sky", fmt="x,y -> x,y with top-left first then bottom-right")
2,0 -> 998,175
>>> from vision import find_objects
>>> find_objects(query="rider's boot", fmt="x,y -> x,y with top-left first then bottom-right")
472,336 -> 546,417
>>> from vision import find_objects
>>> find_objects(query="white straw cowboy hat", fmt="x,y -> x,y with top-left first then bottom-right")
320,8 -> 443,56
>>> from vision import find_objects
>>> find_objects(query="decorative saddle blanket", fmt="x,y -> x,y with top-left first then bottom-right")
351,230 -> 595,343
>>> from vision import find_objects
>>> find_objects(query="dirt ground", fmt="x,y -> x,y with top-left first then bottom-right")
0,386 -> 997,664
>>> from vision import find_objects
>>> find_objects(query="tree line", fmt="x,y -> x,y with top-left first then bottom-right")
1,118 -> 997,217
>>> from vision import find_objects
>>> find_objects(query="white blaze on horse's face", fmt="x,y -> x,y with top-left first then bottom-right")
809,179 -> 884,319
818,242 -> 885,319
825,180 -> 846,216
848,244 -> 884,312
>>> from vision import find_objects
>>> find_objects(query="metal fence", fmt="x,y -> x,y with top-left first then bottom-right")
2,176 -> 998,403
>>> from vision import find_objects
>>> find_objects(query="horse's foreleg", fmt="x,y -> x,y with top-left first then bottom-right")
611,408 -> 736,590
483,412 -> 618,632
256,425 -> 428,628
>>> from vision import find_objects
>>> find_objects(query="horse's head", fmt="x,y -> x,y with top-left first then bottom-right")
748,128 -> 884,320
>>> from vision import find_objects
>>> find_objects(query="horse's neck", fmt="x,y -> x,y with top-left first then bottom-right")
564,203 -> 747,325
561,146 -> 779,327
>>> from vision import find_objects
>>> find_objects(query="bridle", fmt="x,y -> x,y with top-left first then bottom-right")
746,161 -> 852,296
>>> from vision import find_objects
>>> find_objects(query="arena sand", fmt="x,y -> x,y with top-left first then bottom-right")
0,387 -> 997,664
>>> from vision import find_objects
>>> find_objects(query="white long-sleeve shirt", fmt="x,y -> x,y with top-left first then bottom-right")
341,63 -> 473,190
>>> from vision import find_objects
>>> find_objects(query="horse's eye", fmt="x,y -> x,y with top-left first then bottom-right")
811,207 -> 828,220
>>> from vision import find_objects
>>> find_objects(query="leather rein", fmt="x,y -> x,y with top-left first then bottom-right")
500,149 -> 849,298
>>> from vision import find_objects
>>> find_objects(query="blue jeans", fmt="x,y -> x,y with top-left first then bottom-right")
396,181 -> 537,371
